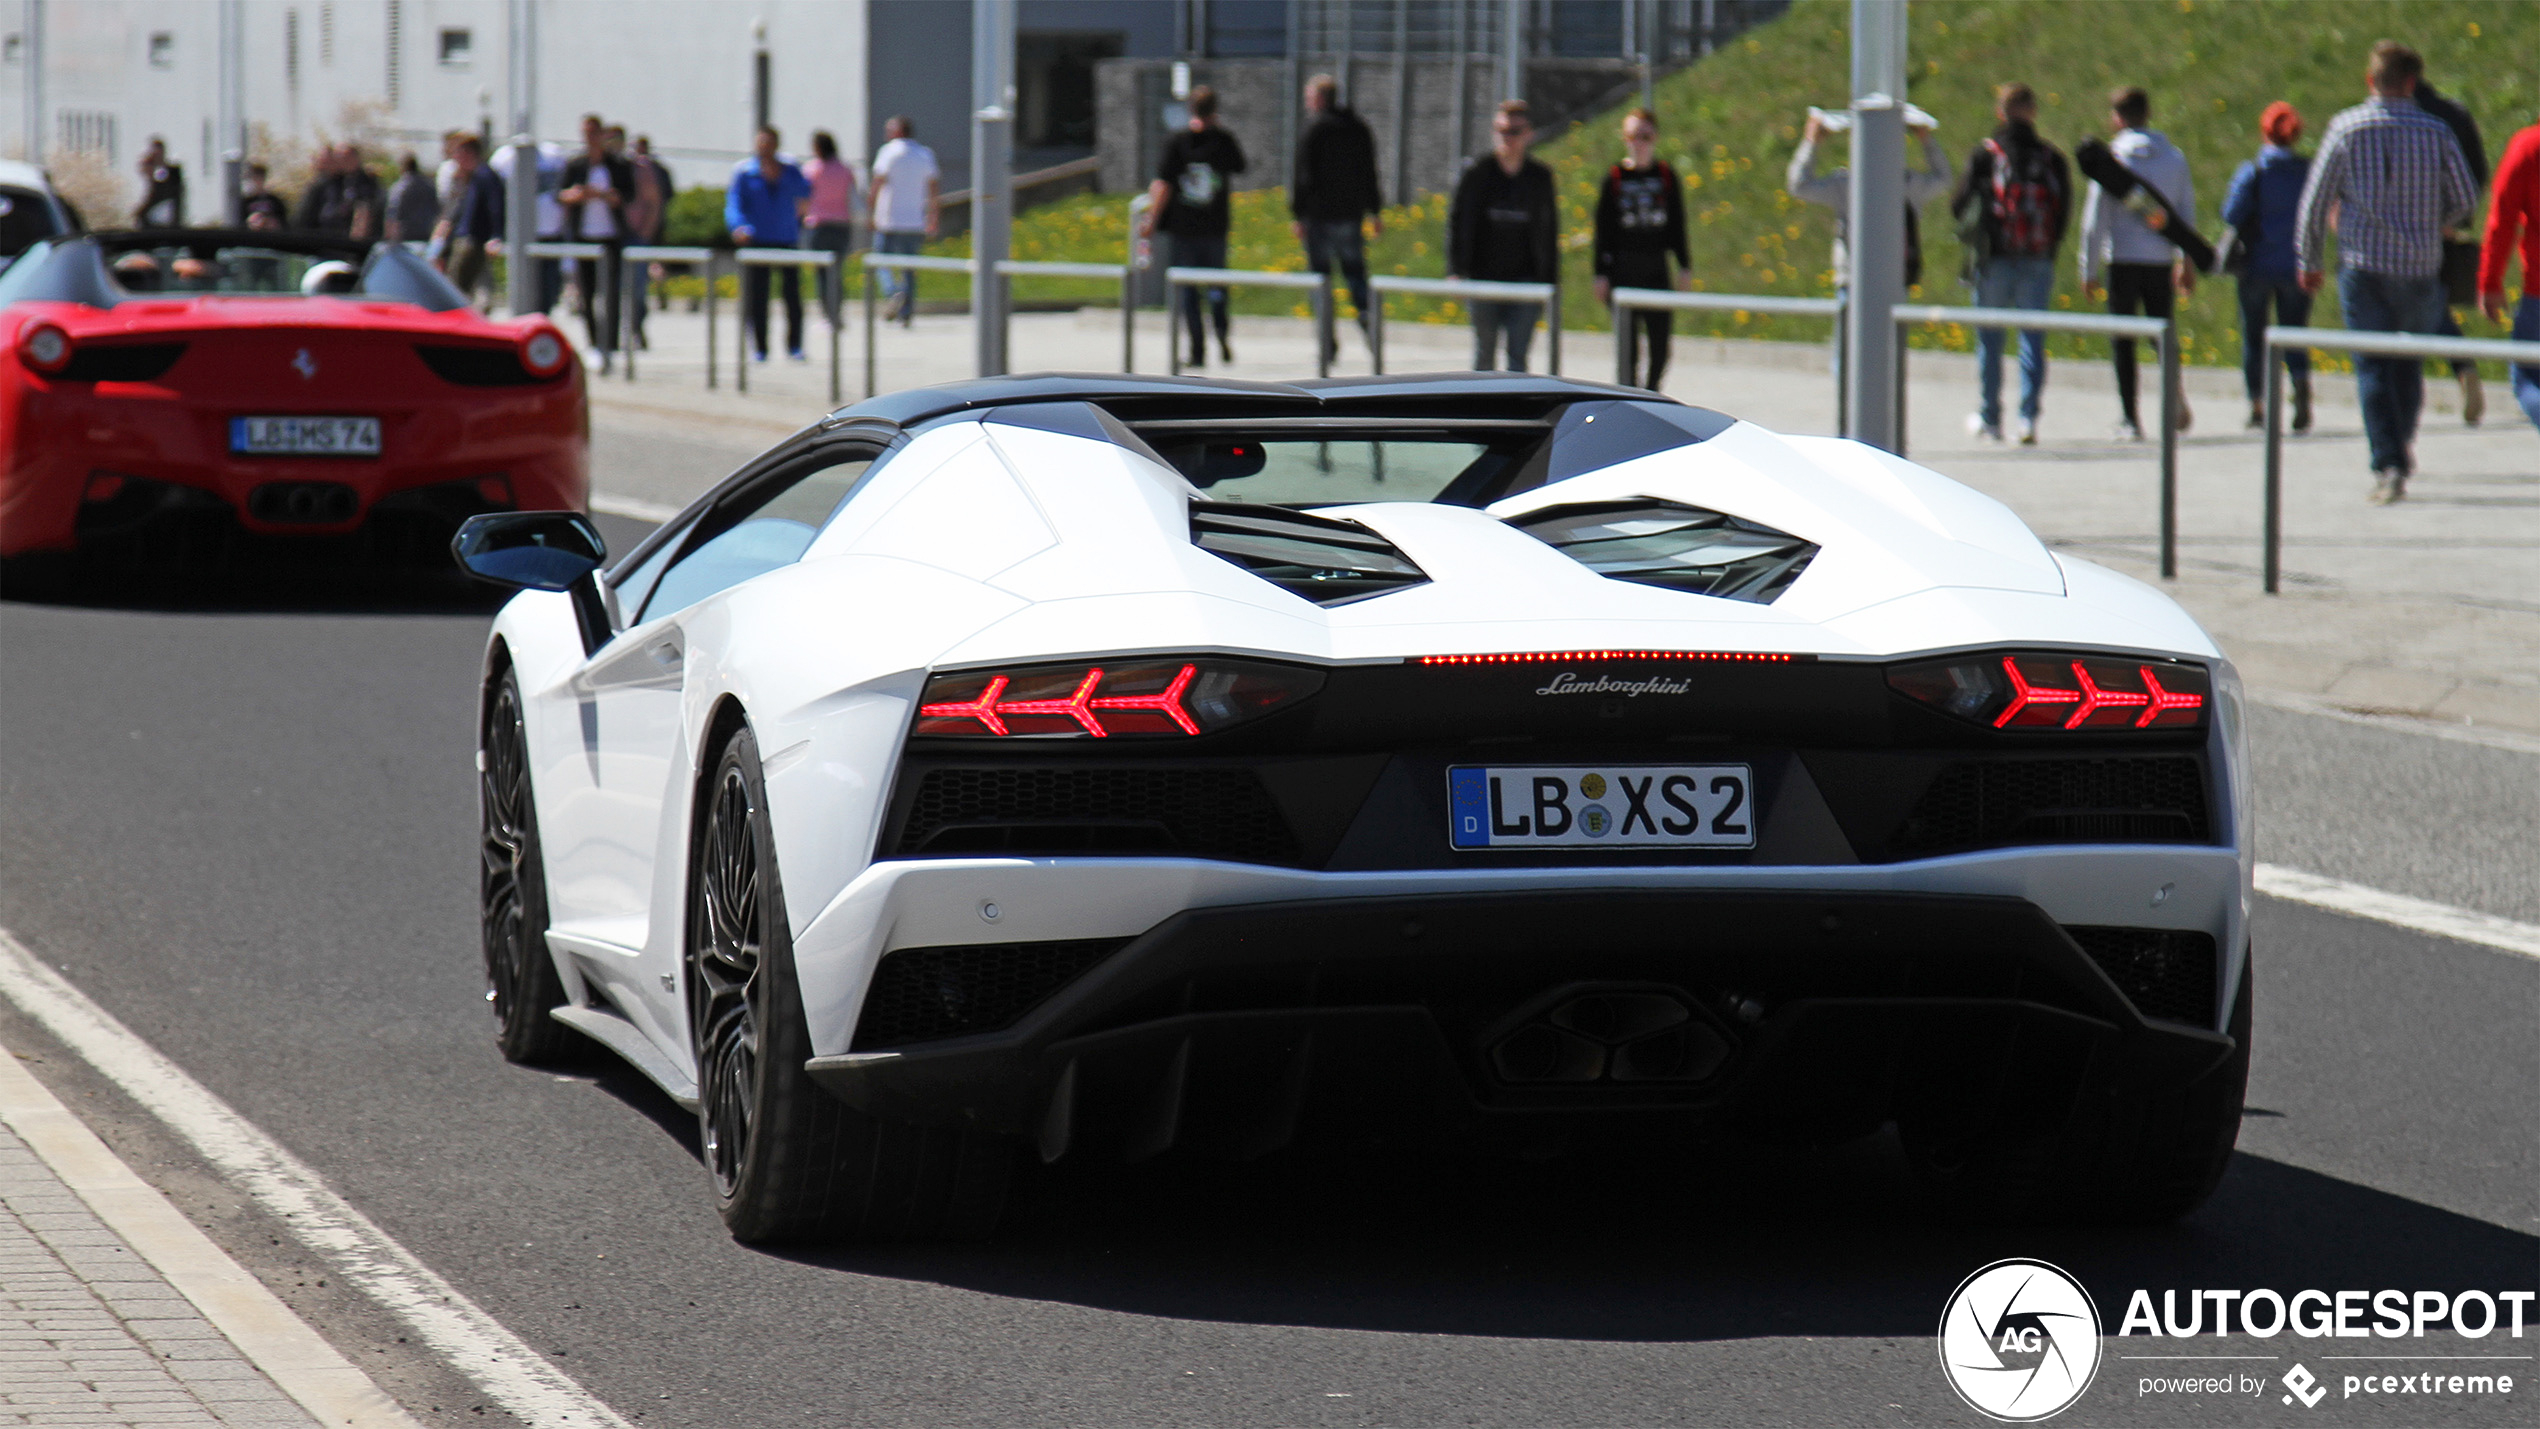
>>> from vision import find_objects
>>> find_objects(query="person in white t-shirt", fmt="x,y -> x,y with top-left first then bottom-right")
867,116 -> 940,325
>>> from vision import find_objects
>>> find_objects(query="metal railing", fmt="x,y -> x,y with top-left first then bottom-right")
614,245 -> 718,387
860,252 -> 978,398
1166,267 -> 1333,378
2260,325 -> 2540,594
1611,286 -> 1841,399
727,248 -> 849,403
1894,303 -> 2182,579
1366,275 -> 1562,377
997,258 -> 1139,373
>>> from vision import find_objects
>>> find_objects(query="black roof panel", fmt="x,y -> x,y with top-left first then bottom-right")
831,370 -> 1696,430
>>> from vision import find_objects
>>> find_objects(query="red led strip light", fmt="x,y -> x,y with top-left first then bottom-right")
1415,650 -> 1795,666
917,664 -> 1202,738
1992,656 -> 2204,730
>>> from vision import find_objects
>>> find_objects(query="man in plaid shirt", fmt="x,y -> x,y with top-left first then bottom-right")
2294,42 -> 2478,504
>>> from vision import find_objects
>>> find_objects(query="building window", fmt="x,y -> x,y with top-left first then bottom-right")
148,31 -> 176,67
58,110 -> 118,160
385,0 -> 401,107
1016,31 -> 1124,151
319,2 -> 334,65
286,10 -> 300,90
4,34 -> 22,64
438,27 -> 471,68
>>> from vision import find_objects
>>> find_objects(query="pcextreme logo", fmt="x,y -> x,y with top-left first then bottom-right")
1939,1259 -> 2104,1422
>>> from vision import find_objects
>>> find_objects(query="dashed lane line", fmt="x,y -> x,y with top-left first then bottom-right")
2255,864 -> 2540,961
0,926 -> 636,1429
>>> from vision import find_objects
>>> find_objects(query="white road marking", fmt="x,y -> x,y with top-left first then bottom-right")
2255,864 -> 2540,961
0,927 -> 636,1429
589,491 -> 683,523
0,1030 -> 422,1428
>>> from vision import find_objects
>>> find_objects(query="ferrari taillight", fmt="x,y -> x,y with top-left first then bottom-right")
17,322 -> 72,376
517,326 -> 570,378
914,658 -> 1324,739
1888,653 -> 2209,732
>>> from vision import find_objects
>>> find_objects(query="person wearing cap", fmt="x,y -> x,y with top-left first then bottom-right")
2223,102 -> 2315,432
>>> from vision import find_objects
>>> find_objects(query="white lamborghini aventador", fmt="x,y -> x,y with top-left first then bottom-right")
456,372 -> 2253,1243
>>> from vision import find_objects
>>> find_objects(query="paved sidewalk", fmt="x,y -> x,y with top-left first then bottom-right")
0,1118 -> 320,1429
569,301 -> 2540,735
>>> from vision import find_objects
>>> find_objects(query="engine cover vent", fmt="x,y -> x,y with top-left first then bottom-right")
1191,501 -> 1428,607
1506,499 -> 1817,604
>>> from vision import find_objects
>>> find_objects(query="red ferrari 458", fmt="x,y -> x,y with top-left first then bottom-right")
0,228 -> 586,571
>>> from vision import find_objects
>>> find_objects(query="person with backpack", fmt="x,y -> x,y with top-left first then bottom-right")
2223,102 -> 2315,433
1592,108 -> 1689,391
2079,87 -> 2197,441
1951,83 -> 2072,444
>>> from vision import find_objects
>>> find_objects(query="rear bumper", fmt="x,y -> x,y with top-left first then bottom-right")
802,882 -> 2239,1161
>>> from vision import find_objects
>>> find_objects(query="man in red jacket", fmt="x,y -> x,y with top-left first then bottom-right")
2479,118 -> 2540,436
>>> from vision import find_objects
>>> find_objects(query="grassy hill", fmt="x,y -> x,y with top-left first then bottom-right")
940,0 -> 2540,370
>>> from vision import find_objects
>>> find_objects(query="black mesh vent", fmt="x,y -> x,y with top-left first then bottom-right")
853,938 -> 1126,1049
1191,502 -> 1428,606
895,765 -> 1303,866
59,342 -> 185,382
2065,926 -> 2219,1027
1893,757 -> 2208,855
415,344 -> 541,385
1506,499 -> 1817,604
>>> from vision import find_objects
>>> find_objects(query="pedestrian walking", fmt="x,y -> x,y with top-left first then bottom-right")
1951,83 -> 2072,444
1448,100 -> 1558,372
867,117 -> 939,326
438,136 -> 505,305
2078,86 -> 2196,440
727,125 -> 812,362
1786,103 -> 1951,418
2476,117 -> 2540,436
1143,86 -> 1249,368
238,163 -> 289,231
1593,108 -> 1689,391
1291,74 -> 1383,362
2416,78 -> 2490,426
802,131 -> 860,328
386,151 -> 441,244
624,133 -> 673,349
133,137 -> 185,227
2222,102 -> 2315,432
296,144 -> 384,238
561,114 -> 636,372
2293,42 -> 2477,504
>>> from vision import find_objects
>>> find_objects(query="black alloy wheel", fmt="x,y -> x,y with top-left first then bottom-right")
688,724 -> 1014,1244
691,757 -> 767,1200
481,667 -> 575,1063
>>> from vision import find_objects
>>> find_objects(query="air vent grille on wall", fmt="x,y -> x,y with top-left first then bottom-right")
1507,499 -> 1817,604
1190,501 -> 1428,606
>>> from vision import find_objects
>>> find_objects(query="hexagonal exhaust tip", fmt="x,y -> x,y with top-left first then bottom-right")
1489,988 -> 1733,1086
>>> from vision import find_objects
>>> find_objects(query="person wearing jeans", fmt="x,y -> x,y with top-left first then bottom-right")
2224,103 -> 2315,431
2476,118 -> 2540,435
801,130 -> 859,327
868,117 -> 940,326
1144,87 -> 1248,368
1974,256 -> 2056,436
1291,74 -> 1383,360
2293,43 -> 2477,502
1449,101 -> 1559,372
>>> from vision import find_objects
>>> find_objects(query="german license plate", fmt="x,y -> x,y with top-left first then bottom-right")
230,415 -> 381,457
1448,765 -> 1755,850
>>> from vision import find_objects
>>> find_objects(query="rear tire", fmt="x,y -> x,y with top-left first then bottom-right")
1904,949 -> 2252,1224
689,725 -> 1012,1244
480,666 -> 577,1064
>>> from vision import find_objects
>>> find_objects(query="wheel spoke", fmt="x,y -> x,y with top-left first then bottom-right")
692,762 -> 768,1198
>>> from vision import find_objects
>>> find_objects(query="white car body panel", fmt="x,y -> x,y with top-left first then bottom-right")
484,390 -> 2250,1099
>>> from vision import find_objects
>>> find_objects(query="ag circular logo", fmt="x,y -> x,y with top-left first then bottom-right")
1938,1258 -> 2102,1422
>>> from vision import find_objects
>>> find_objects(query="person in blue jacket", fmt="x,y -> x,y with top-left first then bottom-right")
2224,103 -> 2314,432
725,126 -> 813,362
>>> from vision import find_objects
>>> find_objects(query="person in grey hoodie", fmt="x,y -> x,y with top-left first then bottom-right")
2079,86 -> 2196,439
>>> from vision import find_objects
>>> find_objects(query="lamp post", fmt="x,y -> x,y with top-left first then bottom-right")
1843,0 -> 1907,454
972,0 -> 1014,377
504,0 -> 539,318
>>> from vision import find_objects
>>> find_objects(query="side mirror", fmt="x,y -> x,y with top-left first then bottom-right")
452,511 -> 607,591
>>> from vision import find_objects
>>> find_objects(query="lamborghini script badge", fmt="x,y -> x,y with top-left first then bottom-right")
291,348 -> 318,381
1534,671 -> 1691,698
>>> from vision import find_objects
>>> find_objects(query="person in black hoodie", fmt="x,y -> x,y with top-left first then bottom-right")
1449,100 -> 1559,371
1592,107 -> 1689,389
2416,77 -> 2489,424
1141,86 -> 1248,367
1292,74 -> 1385,360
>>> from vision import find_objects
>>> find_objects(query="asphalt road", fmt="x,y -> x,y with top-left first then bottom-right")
0,480 -> 2532,1426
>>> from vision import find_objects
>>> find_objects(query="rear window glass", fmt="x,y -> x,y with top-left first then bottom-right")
1150,438 -> 1508,506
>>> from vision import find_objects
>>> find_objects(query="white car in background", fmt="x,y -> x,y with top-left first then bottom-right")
0,160 -> 79,272
456,372 -> 2253,1243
